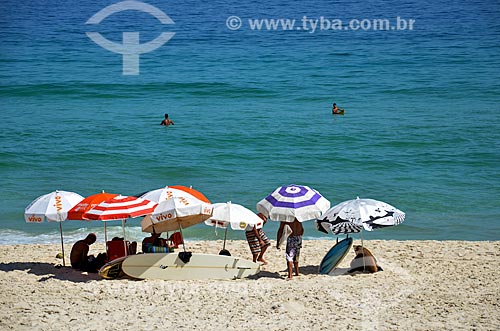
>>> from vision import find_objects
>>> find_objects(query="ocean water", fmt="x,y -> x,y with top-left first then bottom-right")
1,0 -> 499,245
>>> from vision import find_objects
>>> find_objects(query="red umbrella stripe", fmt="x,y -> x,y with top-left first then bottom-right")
67,192 -> 118,220
83,195 -> 157,220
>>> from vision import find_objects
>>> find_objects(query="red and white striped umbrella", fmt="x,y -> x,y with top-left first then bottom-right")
82,195 -> 157,252
83,195 -> 157,221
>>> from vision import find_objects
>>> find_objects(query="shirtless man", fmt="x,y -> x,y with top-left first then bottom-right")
332,103 -> 344,114
277,218 -> 304,280
70,233 -> 98,271
160,113 -> 174,126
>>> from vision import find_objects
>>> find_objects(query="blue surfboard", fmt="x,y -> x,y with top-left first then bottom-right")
318,237 -> 353,275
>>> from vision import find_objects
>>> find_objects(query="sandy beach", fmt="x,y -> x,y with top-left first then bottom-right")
0,239 -> 498,331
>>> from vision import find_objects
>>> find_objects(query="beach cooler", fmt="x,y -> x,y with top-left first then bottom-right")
106,240 -> 130,261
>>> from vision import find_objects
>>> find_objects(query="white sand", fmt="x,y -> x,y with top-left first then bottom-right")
0,240 -> 498,331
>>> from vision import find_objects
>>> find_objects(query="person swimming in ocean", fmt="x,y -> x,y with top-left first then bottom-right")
332,103 -> 344,114
161,113 -> 174,126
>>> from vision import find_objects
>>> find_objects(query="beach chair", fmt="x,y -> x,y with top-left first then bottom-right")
168,232 -> 183,248
106,239 -> 130,261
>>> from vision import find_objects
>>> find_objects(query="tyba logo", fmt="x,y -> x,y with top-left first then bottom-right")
86,0 -> 175,75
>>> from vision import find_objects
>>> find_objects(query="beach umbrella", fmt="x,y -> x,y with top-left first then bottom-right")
204,202 -> 265,251
83,195 -> 157,253
315,197 -> 405,272
256,184 -> 331,223
24,190 -> 84,266
137,185 -> 210,204
67,191 -> 119,249
315,197 -> 406,235
83,195 -> 157,221
140,186 -> 213,234
67,191 -> 118,221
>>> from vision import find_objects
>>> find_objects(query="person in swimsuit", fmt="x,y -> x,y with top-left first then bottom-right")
161,113 -> 174,126
332,103 -> 344,114
277,218 -> 304,280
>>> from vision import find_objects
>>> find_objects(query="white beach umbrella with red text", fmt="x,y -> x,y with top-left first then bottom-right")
25,190 -> 84,266
139,185 -> 213,234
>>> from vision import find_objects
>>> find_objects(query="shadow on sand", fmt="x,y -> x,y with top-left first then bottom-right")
0,262 -> 101,282
249,264 -> 322,280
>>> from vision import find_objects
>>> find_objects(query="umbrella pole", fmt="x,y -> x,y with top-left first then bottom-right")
59,222 -> 65,266
223,226 -> 228,250
104,222 -> 108,244
122,219 -> 127,257
178,222 -> 186,252
360,230 -> 366,271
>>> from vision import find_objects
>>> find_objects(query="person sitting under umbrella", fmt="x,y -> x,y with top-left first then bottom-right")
142,231 -> 172,253
70,233 -> 106,273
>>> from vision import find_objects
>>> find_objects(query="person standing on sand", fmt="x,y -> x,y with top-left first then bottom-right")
277,218 -> 304,280
161,113 -> 174,126
245,213 -> 271,264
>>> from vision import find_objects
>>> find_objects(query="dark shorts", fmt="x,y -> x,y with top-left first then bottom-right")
286,235 -> 302,262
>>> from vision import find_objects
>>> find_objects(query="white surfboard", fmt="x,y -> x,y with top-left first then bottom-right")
121,253 -> 261,280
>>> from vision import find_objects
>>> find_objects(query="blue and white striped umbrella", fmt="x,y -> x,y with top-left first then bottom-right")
316,197 -> 406,235
256,184 -> 330,223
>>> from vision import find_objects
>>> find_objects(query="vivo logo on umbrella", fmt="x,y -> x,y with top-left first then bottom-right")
27,215 -> 43,223
86,0 -> 175,75
54,195 -> 63,212
202,206 -> 213,215
155,213 -> 174,222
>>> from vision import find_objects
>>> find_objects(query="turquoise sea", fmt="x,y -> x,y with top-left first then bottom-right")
1,0 -> 499,244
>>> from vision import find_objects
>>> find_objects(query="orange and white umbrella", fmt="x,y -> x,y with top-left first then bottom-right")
67,191 -> 118,221
140,185 -> 213,233
25,190 -> 84,266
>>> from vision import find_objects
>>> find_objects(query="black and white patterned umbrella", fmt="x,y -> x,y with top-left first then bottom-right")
316,197 -> 405,235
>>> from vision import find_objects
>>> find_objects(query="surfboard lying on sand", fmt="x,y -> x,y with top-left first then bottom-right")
318,237 -> 353,275
121,253 -> 261,280
99,256 -> 129,280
